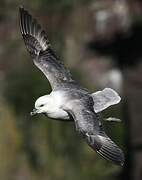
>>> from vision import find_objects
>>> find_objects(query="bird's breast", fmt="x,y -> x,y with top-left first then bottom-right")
48,90 -> 70,119
47,109 -> 69,120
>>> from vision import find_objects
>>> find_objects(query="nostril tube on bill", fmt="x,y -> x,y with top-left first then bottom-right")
30,108 -> 37,116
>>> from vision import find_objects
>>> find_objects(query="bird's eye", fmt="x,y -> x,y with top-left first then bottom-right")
40,104 -> 44,107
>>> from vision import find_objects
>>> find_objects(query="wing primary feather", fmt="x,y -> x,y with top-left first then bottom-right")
19,7 -> 49,57
19,8 -> 25,34
86,134 -> 124,166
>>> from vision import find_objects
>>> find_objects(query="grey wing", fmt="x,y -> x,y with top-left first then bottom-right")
63,96 -> 124,166
19,7 -> 74,90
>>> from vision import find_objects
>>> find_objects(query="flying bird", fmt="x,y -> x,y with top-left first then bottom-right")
19,7 -> 124,166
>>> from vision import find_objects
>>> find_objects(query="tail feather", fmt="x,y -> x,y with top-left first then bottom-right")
19,7 -> 49,57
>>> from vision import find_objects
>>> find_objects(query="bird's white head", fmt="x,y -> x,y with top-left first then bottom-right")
30,95 -> 52,116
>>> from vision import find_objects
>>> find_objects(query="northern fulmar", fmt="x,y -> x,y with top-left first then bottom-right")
19,7 -> 124,166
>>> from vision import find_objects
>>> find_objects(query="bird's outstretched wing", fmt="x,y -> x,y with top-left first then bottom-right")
63,96 -> 124,166
19,7 -> 74,90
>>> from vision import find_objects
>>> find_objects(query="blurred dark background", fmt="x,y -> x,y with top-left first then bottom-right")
0,0 -> 142,179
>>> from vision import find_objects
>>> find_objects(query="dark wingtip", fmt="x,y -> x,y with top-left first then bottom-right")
97,137 -> 125,166
86,133 -> 125,166
19,6 -> 29,16
19,5 -> 49,56
19,6 -> 26,22
19,5 -> 24,9
19,6 -> 28,15
19,6 -> 24,12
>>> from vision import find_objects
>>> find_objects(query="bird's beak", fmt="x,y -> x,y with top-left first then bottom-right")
30,108 -> 38,116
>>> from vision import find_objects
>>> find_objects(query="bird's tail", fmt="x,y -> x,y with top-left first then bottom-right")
86,133 -> 124,166
19,7 -> 49,58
